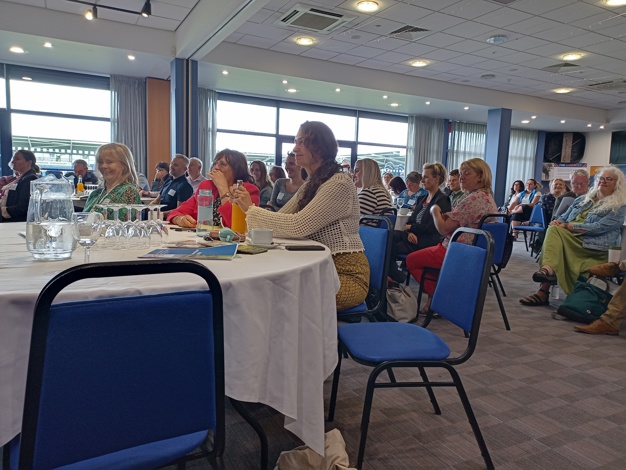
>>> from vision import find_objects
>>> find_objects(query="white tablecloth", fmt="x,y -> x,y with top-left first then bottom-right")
0,223 -> 340,455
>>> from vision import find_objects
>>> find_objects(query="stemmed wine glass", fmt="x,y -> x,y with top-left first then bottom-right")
71,212 -> 104,263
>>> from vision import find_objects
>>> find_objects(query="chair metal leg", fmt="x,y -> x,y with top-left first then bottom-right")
490,274 -> 511,331
387,367 -> 396,383
327,346 -> 344,422
522,231 -> 529,251
356,366 -> 385,470
445,366 -> 494,470
495,272 -> 506,297
418,367 -> 441,415
229,398 -> 268,470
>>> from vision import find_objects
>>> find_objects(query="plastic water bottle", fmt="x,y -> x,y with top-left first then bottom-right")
196,189 -> 214,237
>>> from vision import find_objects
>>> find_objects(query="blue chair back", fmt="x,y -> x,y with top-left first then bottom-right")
18,260 -> 224,470
358,216 -> 392,294
528,204 -> 545,227
476,213 -> 511,266
430,228 -> 494,336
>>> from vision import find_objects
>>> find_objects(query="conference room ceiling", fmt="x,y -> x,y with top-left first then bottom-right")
1,0 -> 625,132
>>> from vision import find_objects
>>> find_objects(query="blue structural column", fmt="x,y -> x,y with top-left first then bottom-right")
170,58 -> 198,158
485,108 -> 512,207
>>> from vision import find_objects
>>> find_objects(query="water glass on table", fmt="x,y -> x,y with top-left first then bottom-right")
71,212 -> 104,263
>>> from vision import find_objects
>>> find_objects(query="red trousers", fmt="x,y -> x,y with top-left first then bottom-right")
406,243 -> 447,295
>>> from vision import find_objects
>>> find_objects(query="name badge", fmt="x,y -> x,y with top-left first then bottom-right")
408,198 -> 416,206
277,192 -> 285,200
168,189 -> 177,197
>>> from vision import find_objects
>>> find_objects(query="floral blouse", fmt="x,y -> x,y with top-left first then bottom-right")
443,188 -> 498,247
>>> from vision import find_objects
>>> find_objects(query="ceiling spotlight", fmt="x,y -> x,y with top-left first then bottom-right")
295,37 -> 315,46
605,0 -> 626,6
335,88 -> 341,92
587,123 -> 592,127
356,1 -> 379,12
553,88 -> 573,94
22,77 -> 32,81
128,55 -> 136,61
222,70 -> 229,75
464,106 -> 469,110
282,80 -> 288,84
560,120 -> 566,123
382,95 -> 388,99
287,88 -> 298,93
600,125 -> 605,129
425,101 -> 431,105
562,53 -> 583,61
531,115 -> 537,119
85,6 -> 97,20
486,35 -> 508,45
390,103 -> 399,107
141,0 -> 151,17
9,46 -> 25,54
521,120 -> 530,124
44,42 -> 52,48
411,60 -> 429,67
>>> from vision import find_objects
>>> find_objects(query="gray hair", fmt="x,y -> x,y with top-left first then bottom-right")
583,165 -> 626,213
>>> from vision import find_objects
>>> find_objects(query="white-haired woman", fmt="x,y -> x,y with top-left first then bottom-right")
353,158 -> 392,215
520,166 -> 626,306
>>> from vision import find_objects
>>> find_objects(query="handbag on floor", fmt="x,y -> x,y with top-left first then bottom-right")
556,276 -> 613,324
386,284 -> 418,322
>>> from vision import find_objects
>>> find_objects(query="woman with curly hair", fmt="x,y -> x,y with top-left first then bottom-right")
520,166 -> 626,306
231,121 -> 369,311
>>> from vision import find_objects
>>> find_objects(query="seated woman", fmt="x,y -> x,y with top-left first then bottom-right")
541,178 -> 568,222
230,121 -> 369,311
269,165 -> 286,184
389,176 -> 407,199
406,158 -> 498,311
501,180 -> 523,212
383,172 -> 394,191
520,166 -> 626,307
167,149 -> 259,229
250,160 -> 273,206
0,150 -> 39,222
353,158 -> 392,215
269,152 -> 305,209
388,163 -> 451,283
397,171 -> 427,209
509,179 -> 541,236
84,143 -> 141,221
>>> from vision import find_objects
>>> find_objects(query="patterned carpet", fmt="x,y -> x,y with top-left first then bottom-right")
183,241 -> 626,469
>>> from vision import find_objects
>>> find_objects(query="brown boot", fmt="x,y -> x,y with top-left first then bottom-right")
574,318 -> 619,336
588,262 -> 621,278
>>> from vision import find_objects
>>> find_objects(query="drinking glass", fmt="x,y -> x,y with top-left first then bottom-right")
71,212 -> 104,263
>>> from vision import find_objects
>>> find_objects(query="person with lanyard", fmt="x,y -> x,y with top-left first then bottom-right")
269,152 -> 305,209
83,143 -> 141,222
396,171 -> 427,210
508,178 -> 541,237
158,154 -> 194,215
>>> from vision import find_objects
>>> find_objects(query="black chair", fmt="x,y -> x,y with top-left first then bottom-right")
478,213 -> 512,331
12,260 -> 225,470
328,228 -> 495,470
337,215 -> 392,322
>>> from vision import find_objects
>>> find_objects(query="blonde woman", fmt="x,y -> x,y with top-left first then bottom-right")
353,158 -> 392,215
520,166 -> 626,306
84,143 -> 141,221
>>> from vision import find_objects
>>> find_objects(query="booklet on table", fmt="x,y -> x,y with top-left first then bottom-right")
139,241 -> 238,260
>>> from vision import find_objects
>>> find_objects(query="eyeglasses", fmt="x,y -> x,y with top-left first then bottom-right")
598,176 -> 615,182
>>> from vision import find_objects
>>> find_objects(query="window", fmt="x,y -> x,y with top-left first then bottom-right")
217,101 -> 276,134
358,144 -> 406,176
279,108 -> 356,141
215,132 -> 276,167
358,118 -> 408,146
0,78 -> 5,109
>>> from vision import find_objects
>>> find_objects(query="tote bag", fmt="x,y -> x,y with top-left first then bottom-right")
386,285 -> 418,322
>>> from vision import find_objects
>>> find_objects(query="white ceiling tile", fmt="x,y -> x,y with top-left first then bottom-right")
269,41 -> 309,54
441,0 -> 501,20
422,61 -> 463,73
238,35 -> 280,49
96,9 -> 140,26
413,12 -> 465,31
330,30 -> 379,45
406,0 -> 459,11
374,51 -> 415,64
151,2 -> 190,21
498,51 -> 540,65
300,48 -> 338,60
594,60 -> 626,74
473,60 -> 513,72
443,20 -> 495,39
159,0 -> 200,8
474,7 -> 534,28
393,42 -> 437,56
503,17 -> 554,35
138,16 -> 179,31
572,11 -> 625,31
446,54 -> 489,67
445,39 -> 490,54
421,48 -> 463,62
375,3 -> 435,23
365,36 -> 409,51
264,0 -> 295,10
523,42 -> 574,58
7,0 -> 45,6
471,45 -> 515,60
584,38 -> 626,55
238,22 -> 293,41
225,32 -> 244,43
328,54 -> 365,65
358,59 -> 395,70
349,17 -> 405,36
346,45 -> 386,59
559,31 -> 611,49
533,24 -> 590,43
542,2 -> 607,23
500,37 -> 551,53
248,8 -> 276,24
315,39 -> 358,53
385,63 -> 415,74
415,32 -> 464,48
596,24 -> 626,40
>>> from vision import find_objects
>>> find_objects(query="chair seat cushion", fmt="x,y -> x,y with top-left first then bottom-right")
338,323 -> 450,363
338,301 -> 367,315
12,430 -> 208,470
517,226 -> 544,232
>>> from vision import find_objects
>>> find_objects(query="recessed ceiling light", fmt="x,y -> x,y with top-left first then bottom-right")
287,88 -> 298,93
43,42 -> 52,48
282,80 -> 288,84
600,125 -> 605,129
521,120 -> 530,124
464,106 -> 469,110
9,46 -> 25,54
390,103 -> 399,107
480,74 -> 496,80
560,120 -> 566,123
486,35 -> 508,45
410,60 -> 429,67
382,95 -> 388,99
356,1 -> 379,12
335,88 -> 341,92
295,37 -> 315,46
22,76 -> 32,81
425,101 -> 431,105
562,53 -> 583,61
587,123 -> 592,127
531,115 -> 537,119
222,70 -> 229,75
605,0 -> 626,6
127,55 -> 136,61
553,88 -> 573,94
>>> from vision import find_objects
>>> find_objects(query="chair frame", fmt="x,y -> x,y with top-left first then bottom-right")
328,228 -> 495,470
517,204 -> 546,258
18,259 -> 225,470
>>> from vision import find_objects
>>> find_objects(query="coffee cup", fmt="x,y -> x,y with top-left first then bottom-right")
399,207 -> 409,216
608,246 -> 621,264
250,229 -> 273,245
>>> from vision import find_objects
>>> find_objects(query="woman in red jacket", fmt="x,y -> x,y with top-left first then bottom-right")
167,149 -> 259,229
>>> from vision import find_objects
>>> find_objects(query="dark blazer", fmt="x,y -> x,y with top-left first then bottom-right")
404,189 -> 451,249
3,169 -> 38,222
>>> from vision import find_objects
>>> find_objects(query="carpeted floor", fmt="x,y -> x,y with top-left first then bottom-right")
181,240 -> 626,469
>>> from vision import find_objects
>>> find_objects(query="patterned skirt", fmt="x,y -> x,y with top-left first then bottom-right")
333,251 -> 370,311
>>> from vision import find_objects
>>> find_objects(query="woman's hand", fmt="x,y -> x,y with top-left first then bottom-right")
403,224 -> 411,231
208,169 -> 229,195
550,220 -> 565,227
231,184 -> 253,212
172,214 -> 196,228
407,233 -> 418,244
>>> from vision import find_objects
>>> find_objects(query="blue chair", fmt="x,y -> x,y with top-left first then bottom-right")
337,215 -> 392,322
12,260 -> 225,470
517,204 -> 546,257
328,228 -> 495,470
478,213 -> 512,331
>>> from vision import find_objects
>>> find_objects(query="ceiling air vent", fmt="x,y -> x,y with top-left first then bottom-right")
389,25 -> 429,40
541,63 -> 580,73
275,3 -> 355,34
585,80 -> 626,91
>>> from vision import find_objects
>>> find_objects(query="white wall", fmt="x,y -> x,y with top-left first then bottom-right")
582,131 -> 612,166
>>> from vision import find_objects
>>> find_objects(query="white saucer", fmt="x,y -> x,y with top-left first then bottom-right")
248,243 -> 279,249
